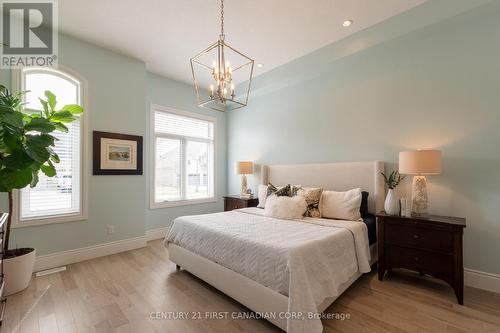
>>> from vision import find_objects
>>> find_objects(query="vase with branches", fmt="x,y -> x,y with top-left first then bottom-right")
381,170 -> 406,215
0,84 -> 83,294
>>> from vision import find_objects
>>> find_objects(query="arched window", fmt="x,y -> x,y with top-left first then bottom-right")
15,67 -> 86,226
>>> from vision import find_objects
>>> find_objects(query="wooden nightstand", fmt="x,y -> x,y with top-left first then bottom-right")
223,195 -> 259,211
376,212 -> 466,304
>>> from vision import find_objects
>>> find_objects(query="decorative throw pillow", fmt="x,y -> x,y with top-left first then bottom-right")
291,185 -> 302,196
266,183 -> 278,197
297,187 -> 323,218
264,195 -> 307,220
266,183 -> 291,197
276,184 -> 291,196
257,184 -> 268,208
321,188 -> 362,221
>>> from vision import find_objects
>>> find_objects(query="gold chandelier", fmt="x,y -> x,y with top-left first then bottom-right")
190,0 -> 254,112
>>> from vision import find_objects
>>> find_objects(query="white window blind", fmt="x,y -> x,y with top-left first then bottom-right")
153,109 -> 215,204
19,69 -> 83,221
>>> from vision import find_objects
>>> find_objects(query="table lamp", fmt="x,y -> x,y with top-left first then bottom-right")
235,161 -> 253,197
399,150 -> 442,217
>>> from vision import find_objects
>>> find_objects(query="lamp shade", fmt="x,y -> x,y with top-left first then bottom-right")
399,150 -> 442,175
235,161 -> 253,175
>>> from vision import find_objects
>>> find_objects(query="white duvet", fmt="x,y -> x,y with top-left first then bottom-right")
164,207 -> 371,333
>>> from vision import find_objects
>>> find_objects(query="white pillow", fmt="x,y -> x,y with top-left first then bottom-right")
257,184 -> 268,208
264,195 -> 307,220
321,188 -> 362,221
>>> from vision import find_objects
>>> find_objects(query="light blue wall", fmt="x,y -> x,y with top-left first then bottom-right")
1,34 -> 147,255
0,34 -> 227,255
227,2 -> 500,275
145,73 -> 226,230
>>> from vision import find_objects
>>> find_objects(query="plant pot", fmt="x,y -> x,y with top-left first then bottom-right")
384,189 -> 400,215
3,248 -> 36,296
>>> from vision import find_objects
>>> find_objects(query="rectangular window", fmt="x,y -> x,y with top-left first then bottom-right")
16,68 -> 86,225
152,106 -> 215,207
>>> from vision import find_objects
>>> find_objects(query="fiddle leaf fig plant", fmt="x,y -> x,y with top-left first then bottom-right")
0,84 -> 83,254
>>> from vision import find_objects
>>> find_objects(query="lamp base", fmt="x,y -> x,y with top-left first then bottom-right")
411,175 -> 428,217
240,174 -> 248,196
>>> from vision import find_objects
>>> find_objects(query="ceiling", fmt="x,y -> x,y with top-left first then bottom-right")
58,0 -> 426,85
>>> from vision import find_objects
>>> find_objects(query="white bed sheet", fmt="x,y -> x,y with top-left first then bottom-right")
165,207 -> 371,333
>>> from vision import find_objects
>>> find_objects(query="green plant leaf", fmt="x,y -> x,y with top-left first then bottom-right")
49,151 -> 60,163
24,134 -> 52,162
2,130 -> 21,150
39,133 -> 56,146
25,117 -> 56,133
38,98 -> 49,117
45,90 -> 57,111
52,122 -> 68,133
46,146 -> 59,161
50,110 -> 76,123
381,172 -> 388,182
61,104 -> 83,114
0,104 -> 14,113
30,169 -> 39,188
3,150 -> 34,170
0,168 -> 33,190
0,110 -> 24,127
40,163 -> 56,177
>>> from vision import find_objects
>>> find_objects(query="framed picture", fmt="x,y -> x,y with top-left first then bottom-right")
93,131 -> 143,175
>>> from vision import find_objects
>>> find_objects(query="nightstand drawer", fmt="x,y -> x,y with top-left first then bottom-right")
385,222 -> 453,253
224,198 -> 240,211
223,196 -> 258,211
386,245 -> 453,276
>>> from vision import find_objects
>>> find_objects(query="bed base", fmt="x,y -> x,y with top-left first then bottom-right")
169,243 -> 377,331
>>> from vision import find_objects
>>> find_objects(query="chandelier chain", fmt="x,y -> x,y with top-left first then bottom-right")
220,0 -> 224,36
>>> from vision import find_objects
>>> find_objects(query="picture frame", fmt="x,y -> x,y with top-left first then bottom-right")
93,131 -> 143,175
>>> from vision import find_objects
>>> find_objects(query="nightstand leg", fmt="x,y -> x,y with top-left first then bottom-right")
454,284 -> 464,305
378,267 -> 385,281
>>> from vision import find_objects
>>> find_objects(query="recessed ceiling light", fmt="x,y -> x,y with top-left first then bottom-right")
342,20 -> 353,27
257,63 -> 264,68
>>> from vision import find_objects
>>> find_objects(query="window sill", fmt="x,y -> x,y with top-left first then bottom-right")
150,198 -> 217,209
13,213 -> 87,228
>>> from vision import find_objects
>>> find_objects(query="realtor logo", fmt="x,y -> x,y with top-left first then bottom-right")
1,0 -> 58,67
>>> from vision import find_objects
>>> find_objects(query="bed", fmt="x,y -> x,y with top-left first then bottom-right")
165,161 -> 385,333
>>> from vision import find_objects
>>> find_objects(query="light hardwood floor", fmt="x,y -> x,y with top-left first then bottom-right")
3,240 -> 500,333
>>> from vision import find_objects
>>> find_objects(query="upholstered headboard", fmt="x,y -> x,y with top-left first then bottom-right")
261,161 -> 385,214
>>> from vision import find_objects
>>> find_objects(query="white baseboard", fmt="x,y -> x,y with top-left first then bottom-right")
35,228 -> 169,272
465,268 -> 500,294
145,227 -> 169,241
35,236 -> 147,272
